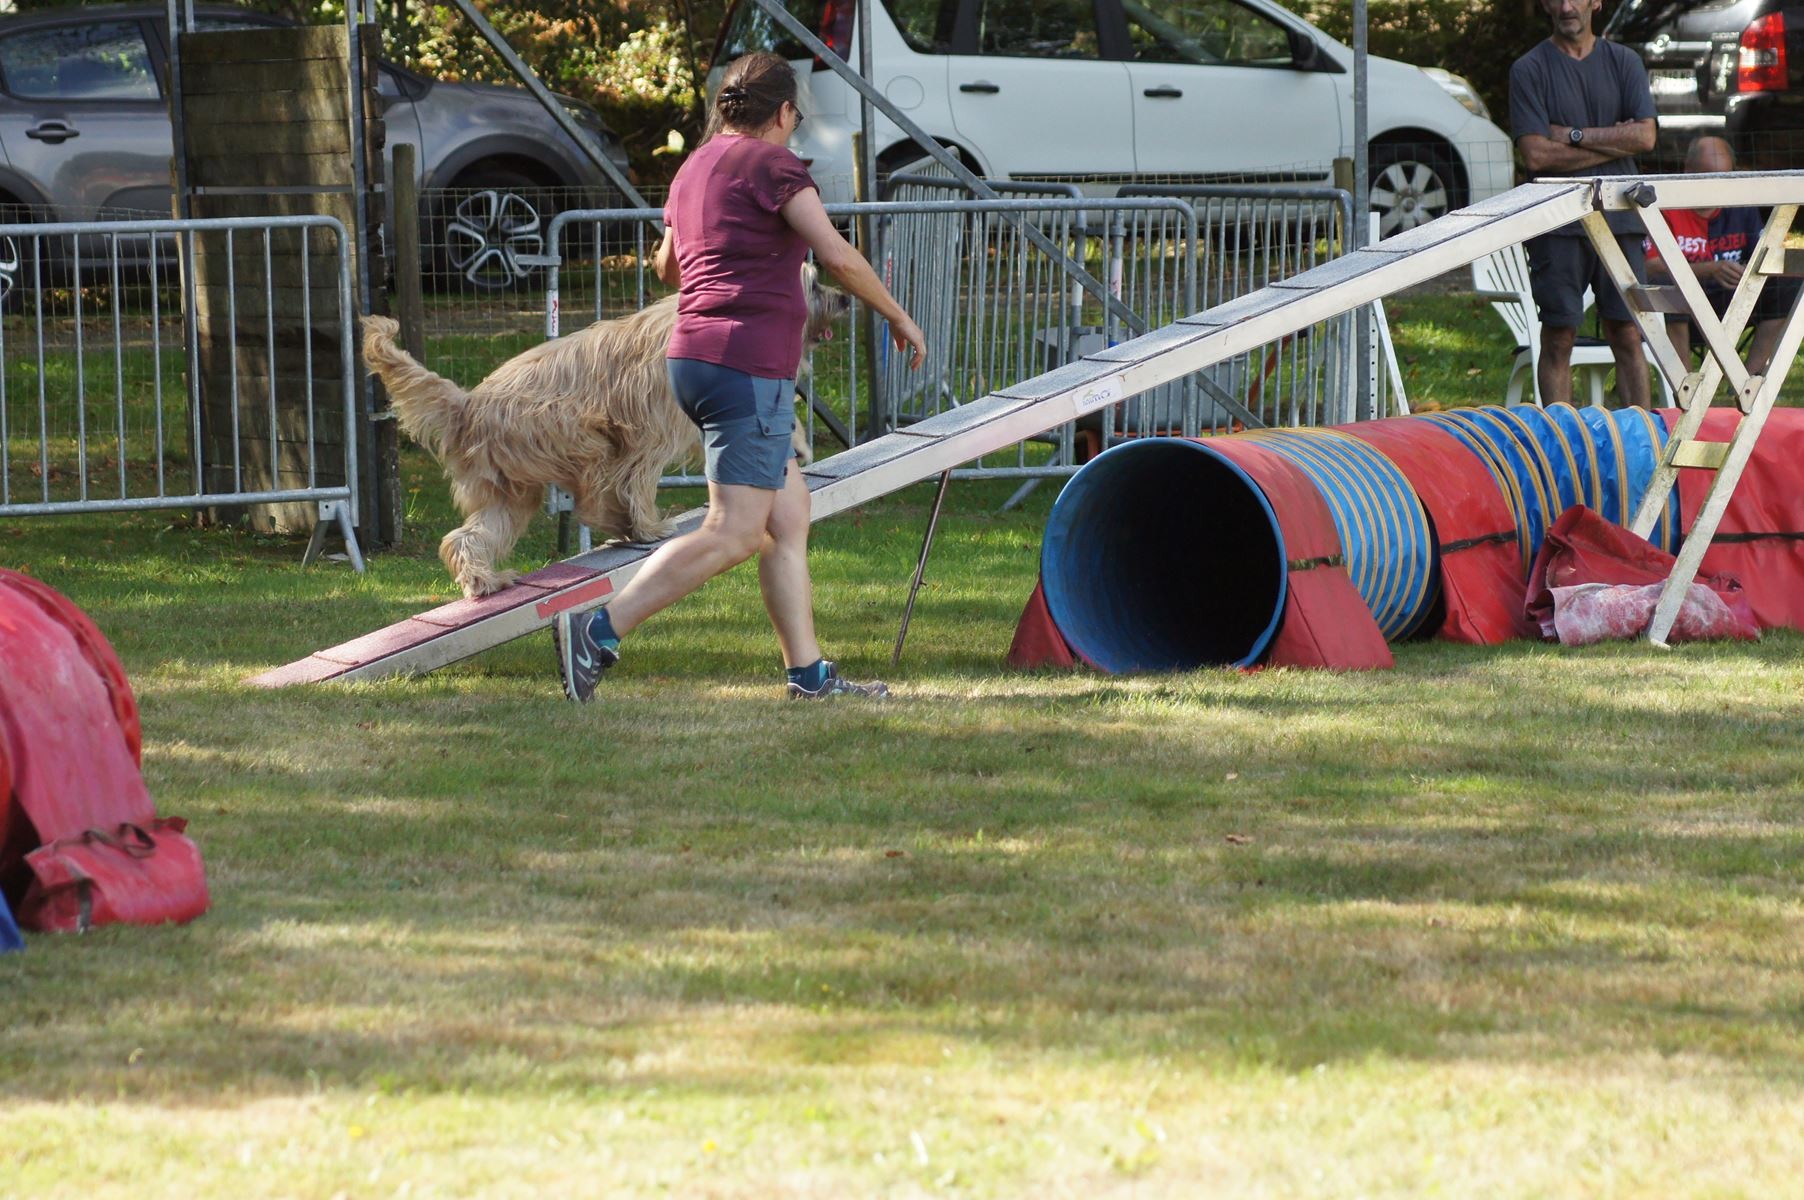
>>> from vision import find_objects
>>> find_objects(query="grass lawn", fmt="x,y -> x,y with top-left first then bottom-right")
4,292 -> 1804,1198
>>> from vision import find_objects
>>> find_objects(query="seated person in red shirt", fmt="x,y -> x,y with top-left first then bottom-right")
1644,135 -> 1801,377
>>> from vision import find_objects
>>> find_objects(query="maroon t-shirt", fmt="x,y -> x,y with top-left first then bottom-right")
664,135 -> 818,380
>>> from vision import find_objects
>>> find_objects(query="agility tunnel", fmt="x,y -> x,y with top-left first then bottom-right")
1029,403 -> 1699,673
0,568 -> 209,939
0,884 -> 18,954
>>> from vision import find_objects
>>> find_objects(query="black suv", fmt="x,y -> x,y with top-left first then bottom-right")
1606,0 -> 1804,168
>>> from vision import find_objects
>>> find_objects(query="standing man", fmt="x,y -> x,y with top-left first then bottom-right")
1509,0 -> 1659,408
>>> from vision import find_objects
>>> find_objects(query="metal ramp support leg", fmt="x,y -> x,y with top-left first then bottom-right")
892,469 -> 953,667
547,485 -> 593,557
301,500 -> 366,573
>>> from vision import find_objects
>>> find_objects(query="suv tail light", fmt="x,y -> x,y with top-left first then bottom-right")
813,0 -> 854,70
1740,12 -> 1788,92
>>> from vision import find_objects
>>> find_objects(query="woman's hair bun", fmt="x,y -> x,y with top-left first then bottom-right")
709,53 -> 796,135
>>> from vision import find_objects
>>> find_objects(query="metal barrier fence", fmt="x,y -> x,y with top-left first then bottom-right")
0,213 -> 361,565
503,185 -> 1363,513
409,185 -> 652,394
1123,185 -> 1358,430
856,192 -> 1201,475
396,181 -> 1382,551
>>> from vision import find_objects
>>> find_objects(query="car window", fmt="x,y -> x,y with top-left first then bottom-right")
884,0 -> 959,54
718,1 -> 830,61
0,20 -> 160,101
1123,0 -> 1293,67
1604,0 -> 1739,42
975,0 -> 1103,59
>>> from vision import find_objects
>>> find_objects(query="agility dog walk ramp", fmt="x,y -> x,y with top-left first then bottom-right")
249,174 -> 1802,687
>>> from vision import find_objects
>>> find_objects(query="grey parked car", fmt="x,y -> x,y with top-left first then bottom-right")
0,4 -> 633,297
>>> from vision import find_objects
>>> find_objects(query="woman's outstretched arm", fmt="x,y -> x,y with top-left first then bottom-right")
780,189 -> 927,370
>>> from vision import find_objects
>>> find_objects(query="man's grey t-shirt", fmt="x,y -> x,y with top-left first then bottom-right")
1509,38 -> 1656,235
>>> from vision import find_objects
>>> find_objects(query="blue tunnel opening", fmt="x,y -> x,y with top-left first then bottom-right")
1041,439 -> 1288,672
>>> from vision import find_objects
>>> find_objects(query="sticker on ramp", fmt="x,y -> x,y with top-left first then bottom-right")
1073,374 -> 1126,416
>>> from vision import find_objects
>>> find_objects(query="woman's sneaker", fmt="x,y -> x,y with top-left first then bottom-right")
787,660 -> 889,700
553,610 -> 618,703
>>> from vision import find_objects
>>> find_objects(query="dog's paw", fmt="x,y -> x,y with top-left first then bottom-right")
616,519 -> 676,544
459,568 -> 519,599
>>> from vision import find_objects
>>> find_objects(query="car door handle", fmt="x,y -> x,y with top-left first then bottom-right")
25,121 -> 78,143
1142,86 -> 1183,99
959,81 -> 1001,94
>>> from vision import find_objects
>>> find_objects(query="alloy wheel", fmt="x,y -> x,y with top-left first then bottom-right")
1370,159 -> 1450,237
443,189 -> 545,290
0,234 -> 20,307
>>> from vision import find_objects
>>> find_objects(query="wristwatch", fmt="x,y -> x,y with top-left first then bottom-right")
1569,127 -> 1585,145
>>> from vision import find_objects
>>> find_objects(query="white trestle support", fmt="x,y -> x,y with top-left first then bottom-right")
1585,174 -> 1804,646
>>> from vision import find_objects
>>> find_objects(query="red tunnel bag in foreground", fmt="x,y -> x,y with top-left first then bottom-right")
0,568 -> 207,932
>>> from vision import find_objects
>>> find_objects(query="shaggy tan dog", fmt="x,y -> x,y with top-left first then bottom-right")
363,268 -> 846,599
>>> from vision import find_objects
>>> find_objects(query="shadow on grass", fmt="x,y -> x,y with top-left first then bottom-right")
6,450 -> 1804,1105
4,643 -> 1804,1104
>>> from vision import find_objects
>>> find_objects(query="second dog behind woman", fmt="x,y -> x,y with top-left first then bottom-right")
555,50 -> 928,703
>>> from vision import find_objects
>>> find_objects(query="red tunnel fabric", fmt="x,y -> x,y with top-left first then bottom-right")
1524,504 -> 1757,637
1199,437 -> 1392,671
1661,406 -> 1804,632
1343,417 -> 1535,644
0,568 -> 141,764
0,569 -> 206,930
1006,579 -> 1080,670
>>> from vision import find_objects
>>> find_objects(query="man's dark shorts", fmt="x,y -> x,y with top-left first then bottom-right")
667,357 -> 797,491
1526,232 -> 1648,328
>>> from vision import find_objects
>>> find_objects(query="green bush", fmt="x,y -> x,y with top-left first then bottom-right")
1297,0 -> 1541,128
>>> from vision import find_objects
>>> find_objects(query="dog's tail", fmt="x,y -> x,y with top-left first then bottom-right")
361,315 -> 463,460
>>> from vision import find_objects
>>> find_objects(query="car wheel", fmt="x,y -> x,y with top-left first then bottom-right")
436,168 -> 555,291
0,206 -> 44,314
1367,142 -> 1462,238
876,142 -> 971,198
0,233 -> 23,310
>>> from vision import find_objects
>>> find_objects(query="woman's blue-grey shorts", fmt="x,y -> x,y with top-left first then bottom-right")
667,357 -> 797,491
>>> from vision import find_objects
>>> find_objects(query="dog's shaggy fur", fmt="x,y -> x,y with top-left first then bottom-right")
363,267 -> 846,599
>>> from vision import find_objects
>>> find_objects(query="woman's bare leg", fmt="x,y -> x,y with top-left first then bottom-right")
603,480 -> 775,636
757,460 -> 822,669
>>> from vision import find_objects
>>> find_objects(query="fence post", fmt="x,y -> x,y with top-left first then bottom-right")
393,142 -> 427,364
1332,157 -> 1354,200
852,132 -> 883,443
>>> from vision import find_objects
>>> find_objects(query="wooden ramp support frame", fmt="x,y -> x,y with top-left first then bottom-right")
249,172 -> 1804,688
1581,172 -> 1804,646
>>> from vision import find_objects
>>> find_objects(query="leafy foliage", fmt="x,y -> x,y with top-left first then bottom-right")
368,1 -> 723,184
1297,0 -> 1543,126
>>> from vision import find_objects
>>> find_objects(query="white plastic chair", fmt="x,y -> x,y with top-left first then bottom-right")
1471,243 -> 1617,408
